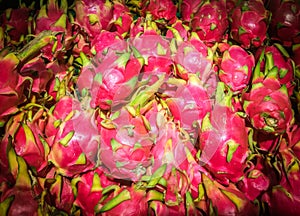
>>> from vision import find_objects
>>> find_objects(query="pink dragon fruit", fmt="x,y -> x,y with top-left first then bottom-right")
173,37 -> 215,92
109,0 -> 133,37
20,56 -> 53,93
262,143 -> 300,215
201,173 -> 259,215
37,168 -> 75,214
180,0 -> 203,22
242,64 -> 294,134
237,155 -> 270,201
198,84 -> 249,185
97,185 -> 148,215
255,44 -> 295,96
33,0 -> 73,61
218,45 -> 255,93
0,53 -> 28,126
141,0 -> 177,24
0,145 -> 39,216
131,33 -> 173,75
98,106 -> 156,181
12,109 -> 50,172
191,0 -> 228,44
73,0 -> 113,38
72,167 -> 115,216
46,96 -> 100,177
0,4 -> 33,46
268,0 -> 300,47
229,0 -> 269,48
165,20 -> 190,41
79,52 -> 142,110
166,75 -> 212,141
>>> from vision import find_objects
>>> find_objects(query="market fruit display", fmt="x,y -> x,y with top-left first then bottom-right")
0,0 -> 300,215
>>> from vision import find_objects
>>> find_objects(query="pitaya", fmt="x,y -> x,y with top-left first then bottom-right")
201,173 -> 259,215
229,0 -> 269,48
0,53 -> 27,125
72,167 -> 115,216
37,168 -> 75,214
218,45 -> 255,93
96,185 -> 148,215
268,0 -> 300,47
255,44 -> 295,96
109,0 -> 133,37
98,106 -> 156,181
0,144 -> 39,216
141,0 -> 177,24
198,83 -> 249,185
243,61 -> 294,134
33,0 -> 73,61
73,0 -> 113,38
180,0 -> 203,22
46,96 -> 100,177
191,0 -> 228,44
0,4 -> 33,46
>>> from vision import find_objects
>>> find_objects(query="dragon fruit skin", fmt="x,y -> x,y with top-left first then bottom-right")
255,44 -> 295,96
219,45 -> 255,93
37,168 -> 75,214
191,0 -> 228,44
73,0 -> 113,38
0,5 -> 32,45
98,185 -> 148,215
198,103 -> 249,185
230,0 -> 269,48
237,155 -> 270,201
269,0 -> 300,47
262,143 -> 300,215
180,0 -> 203,22
201,174 -> 259,215
243,75 -> 294,134
0,53 -> 28,125
141,0 -> 177,23
77,48 -> 142,110
109,0 -> 133,37
72,167 -> 115,216
20,57 -> 54,93
46,96 -> 100,177
98,107 -> 155,181
33,0 -> 73,61
0,144 -> 39,216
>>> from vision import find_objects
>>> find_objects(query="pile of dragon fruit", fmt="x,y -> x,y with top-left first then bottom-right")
1,0 -> 300,215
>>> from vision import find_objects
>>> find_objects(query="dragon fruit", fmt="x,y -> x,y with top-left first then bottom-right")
255,44 -> 295,96
243,58 -> 294,134
37,168 -> 75,214
0,143 -> 39,216
198,83 -> 249,185
218,45 -> 255,93
72,167 -> 115,215
201,173 -> 259,215
73,0 -> 113,38
237,155 -> 270,201
0,53 -> 27,125
0,3 -> 33,46
33,0 -> 73,61
109,0 -> 133,37
180,0 -> 203,22
98,106 -> 156,181
96,185 -> 148,215
141,0 -> 177,24
268,0 -> 300,47
46,96 -> 100,177
229,0 -> 269,48
191,0 -> 228,44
